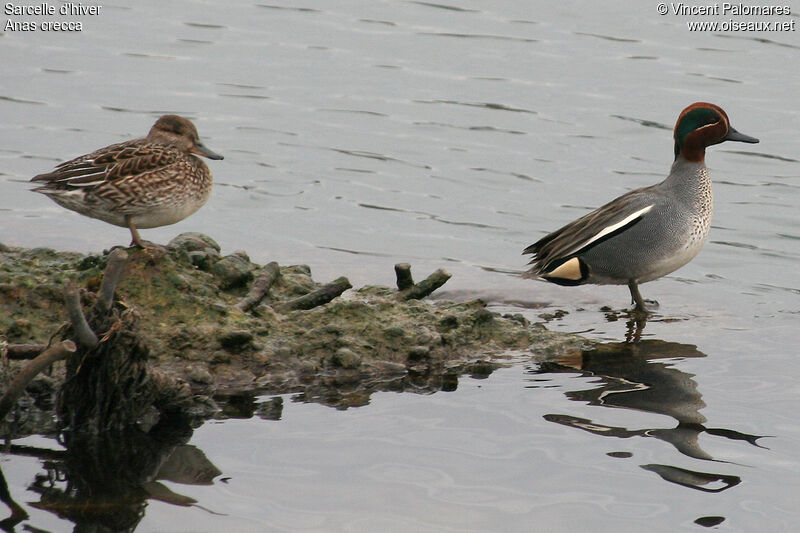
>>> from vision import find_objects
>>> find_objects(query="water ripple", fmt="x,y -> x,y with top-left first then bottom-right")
711,240 -> 758,250
610,114 -> 671,130
235,125 -> 296,137
687,72 -> 742,84
335,167 -> 376,174
356,202 -> 501,229
255,4 -> 320,13
472,168 -> 542,182
418,32 -> 538,43
184,22 -> 226,29
319,108 -> 388,117
359,19 -> 396,26
101,106 -> 186,116
219,93 -> 271,100
218,83 -> 267,90
754,283 -> 800,296
576,32 -> 640,43
122,52 -> 183,60
0,95 -> 45,106
715,33 -> 800,50
415,99 -> 537,114
722,150 -> 799,163
357,203 -> 405,213
315,245 -> 392,257
409,1 -> 480,12
414,121 -> 526,135
331,148 -> 431,169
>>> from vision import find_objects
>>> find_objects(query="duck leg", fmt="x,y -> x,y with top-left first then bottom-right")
125,215 -> 147,248
628,280 -> 648,312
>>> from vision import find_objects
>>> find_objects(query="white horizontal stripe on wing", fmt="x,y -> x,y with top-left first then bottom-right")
567,204 -> 654,256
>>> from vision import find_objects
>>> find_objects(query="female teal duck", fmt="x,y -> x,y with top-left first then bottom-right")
524,102 -> 758,312
31,115 -> 223,248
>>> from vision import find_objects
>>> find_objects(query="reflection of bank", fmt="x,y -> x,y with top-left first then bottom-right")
529,339 -> 766,493
0,424 -> 222,531
0,466 -> 28,531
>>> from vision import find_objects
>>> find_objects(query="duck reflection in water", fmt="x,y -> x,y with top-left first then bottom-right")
530,339 -> 767,492
0,424 -> 223,532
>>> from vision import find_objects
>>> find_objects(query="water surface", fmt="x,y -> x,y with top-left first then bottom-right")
1,1 -> 798,531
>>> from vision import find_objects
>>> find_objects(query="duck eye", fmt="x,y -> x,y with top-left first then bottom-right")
686,110 -> 721,131
701,112 -> 722,127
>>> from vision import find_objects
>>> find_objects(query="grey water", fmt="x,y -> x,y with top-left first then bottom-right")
1,1 -> 799,531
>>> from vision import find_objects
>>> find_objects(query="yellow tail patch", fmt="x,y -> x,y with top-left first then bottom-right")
544,257 -> 583,281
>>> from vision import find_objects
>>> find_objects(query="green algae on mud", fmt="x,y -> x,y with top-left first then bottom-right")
1,233 -> 586,423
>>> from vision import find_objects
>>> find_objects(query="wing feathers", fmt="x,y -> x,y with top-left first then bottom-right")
576,204 -> 653,255
525,187 -> 658,277
31,140 -> 179,190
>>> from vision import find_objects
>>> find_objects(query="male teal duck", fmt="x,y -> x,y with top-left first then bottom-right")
31,115 -> 223,248
523,102 -> 758,312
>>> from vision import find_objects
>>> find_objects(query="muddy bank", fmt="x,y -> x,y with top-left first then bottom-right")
0,233 -> 587,433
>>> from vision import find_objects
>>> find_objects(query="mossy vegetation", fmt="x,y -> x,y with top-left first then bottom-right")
1,233 -> 587,433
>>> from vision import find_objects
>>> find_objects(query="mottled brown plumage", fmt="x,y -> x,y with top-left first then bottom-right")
31,115 -> 223,248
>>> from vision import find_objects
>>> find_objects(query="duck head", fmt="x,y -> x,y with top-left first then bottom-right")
673,102 -> 758,162
148,114 -> 224,160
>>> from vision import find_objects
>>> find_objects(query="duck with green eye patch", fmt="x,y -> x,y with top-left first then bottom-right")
524,102 -> 759,313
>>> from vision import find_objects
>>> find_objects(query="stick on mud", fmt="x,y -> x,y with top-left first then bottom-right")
65,285 -> 98,348
94,248 -> 129,313
394,263 -> 414,291
400,269 -> 451,300
235,261 -> 281,312
275,277 -> 352,312
5,344 -> 48,360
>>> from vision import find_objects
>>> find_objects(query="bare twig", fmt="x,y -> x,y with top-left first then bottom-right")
394,263 -> 414,291
235,261 -> 280,312
94,248 -> 129,313
5,344 -> 48,360
275,277 -> 352,312
0,340 -> 76,420
65,285 -> 98,348
400,269 -> 451,300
